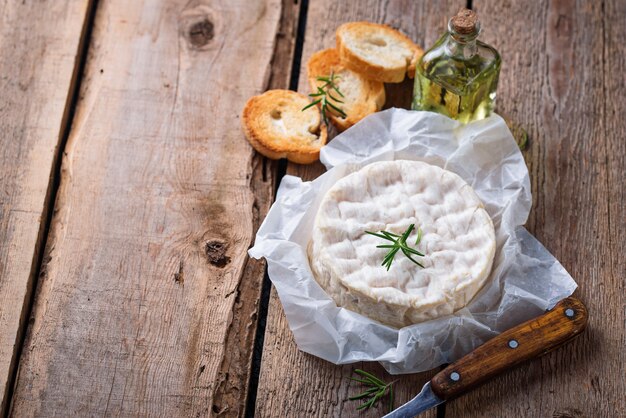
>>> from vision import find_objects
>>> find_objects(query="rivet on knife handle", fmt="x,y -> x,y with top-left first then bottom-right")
430,296 -> 588,401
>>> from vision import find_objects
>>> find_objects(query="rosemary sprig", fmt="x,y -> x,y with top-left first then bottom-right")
301,72 -> 347,126
348,369 -> 396,412
365,224 -> 425,271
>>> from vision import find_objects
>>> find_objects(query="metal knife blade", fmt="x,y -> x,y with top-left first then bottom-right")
382,382 -> 443,418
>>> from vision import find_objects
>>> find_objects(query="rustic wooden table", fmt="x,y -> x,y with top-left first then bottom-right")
0,0 -> 623,417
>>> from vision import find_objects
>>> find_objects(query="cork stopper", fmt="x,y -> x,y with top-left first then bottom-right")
451,8 -> 479,35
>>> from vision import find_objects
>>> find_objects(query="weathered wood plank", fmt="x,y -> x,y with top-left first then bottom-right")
446,1 -> 625,416
255,2 -> 464,417
0,0 -> 93,414
10,0 -> 284,415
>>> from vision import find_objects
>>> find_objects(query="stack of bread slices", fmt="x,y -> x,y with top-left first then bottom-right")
242,22 -> 423,164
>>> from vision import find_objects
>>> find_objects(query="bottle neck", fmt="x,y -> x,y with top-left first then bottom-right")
445,18 -> 480,59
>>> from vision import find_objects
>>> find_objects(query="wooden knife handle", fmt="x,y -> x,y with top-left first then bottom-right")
430,297 -> 588,400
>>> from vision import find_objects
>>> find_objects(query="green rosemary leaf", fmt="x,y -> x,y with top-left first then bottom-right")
401,249 -> 425,268
326,101 -> 347,117
401,224 -> 414,242
365,231 -> 392,240
402,246 -> 425,256
354,369 -> 386,386
327,92 -> 344,103
517,128 -> 529,150
348,377 -> 372,386
327,74 -> 342,84
380,231 -> 400,237
370,390 -> 385,407
415,227 -> 423,245
348,387 -> 380,400
301,100 -> 321,111
356,401 -> 372,411
332,85 -> 345,97
381,249 -> 398,270
382,251 -> 396,262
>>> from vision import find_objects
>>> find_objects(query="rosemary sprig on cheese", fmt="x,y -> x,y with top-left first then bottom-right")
302,72 -> 347,126
348,369 -> 396,412
365,224 -> 424,270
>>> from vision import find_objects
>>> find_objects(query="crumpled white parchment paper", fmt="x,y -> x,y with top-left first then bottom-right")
248,109 -> 577,374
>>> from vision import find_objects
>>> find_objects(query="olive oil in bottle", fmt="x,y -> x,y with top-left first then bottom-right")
412,8 -> 501,123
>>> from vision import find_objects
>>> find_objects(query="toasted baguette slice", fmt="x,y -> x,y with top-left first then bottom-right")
336,22 -> 424,83
242,90 -> 327,164
307,49 -> 385,131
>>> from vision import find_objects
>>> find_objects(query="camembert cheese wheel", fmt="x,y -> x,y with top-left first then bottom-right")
308,160 -> 496,328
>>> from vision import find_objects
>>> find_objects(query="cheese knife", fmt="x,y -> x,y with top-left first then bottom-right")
383,296 -> 588,418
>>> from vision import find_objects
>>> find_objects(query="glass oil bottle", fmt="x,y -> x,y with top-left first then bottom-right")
412,9 -> 501,123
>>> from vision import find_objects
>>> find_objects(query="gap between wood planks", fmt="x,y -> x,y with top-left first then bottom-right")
244,0 -> 309,416
2,1 -> 99,416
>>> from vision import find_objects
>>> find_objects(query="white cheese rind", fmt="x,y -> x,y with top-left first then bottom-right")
308,160 -> 496,328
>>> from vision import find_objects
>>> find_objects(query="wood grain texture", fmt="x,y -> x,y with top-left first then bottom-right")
432,297 -> 588,400
255,2 -> 464,417
0,0 -> 92,414
446,0 -> 626,416
9,0 -> 283,416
